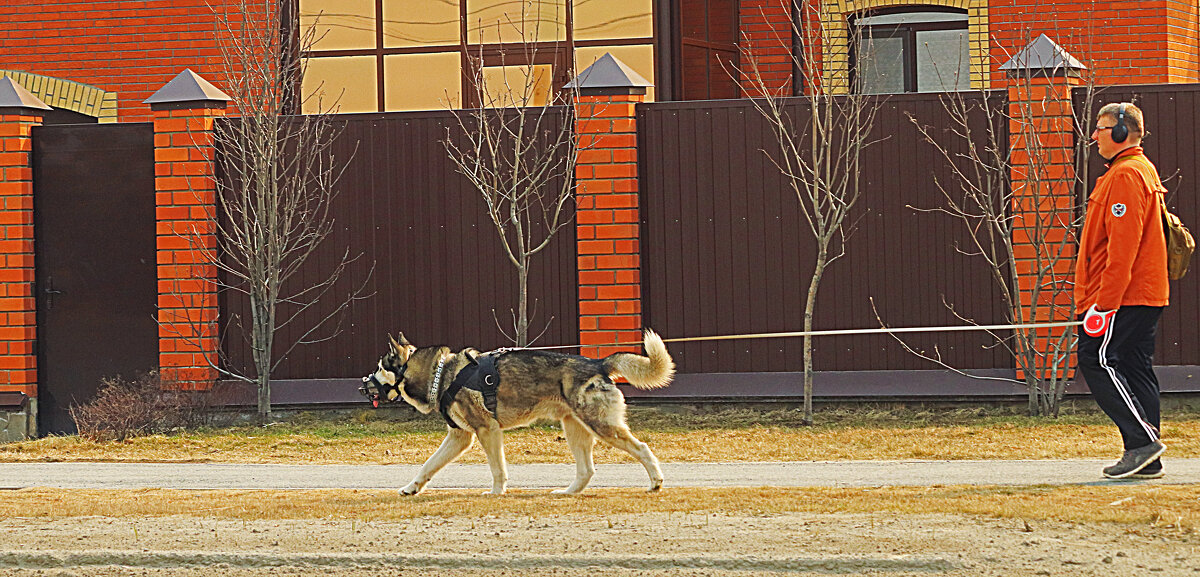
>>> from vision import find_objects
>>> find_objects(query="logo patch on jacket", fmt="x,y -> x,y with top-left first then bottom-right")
1111,203 -> 1127,217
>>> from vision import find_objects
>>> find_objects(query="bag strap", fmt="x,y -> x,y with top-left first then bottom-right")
1122,154 -> 1170,219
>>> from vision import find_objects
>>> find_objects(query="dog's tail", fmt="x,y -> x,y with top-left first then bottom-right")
602,329 -> 675,390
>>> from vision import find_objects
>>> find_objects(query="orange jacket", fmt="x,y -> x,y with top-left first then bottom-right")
1074,147 -> 1169,314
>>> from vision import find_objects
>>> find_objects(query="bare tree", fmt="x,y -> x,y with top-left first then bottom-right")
443,1 -> 579,347
165,0 -> 367,420
899,31 -> 1098,416
740,0 -> 882,424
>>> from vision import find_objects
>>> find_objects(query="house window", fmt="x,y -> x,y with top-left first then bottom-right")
854,9 -> 969,94
299,0 -> 656,113
673,0 -> 739,100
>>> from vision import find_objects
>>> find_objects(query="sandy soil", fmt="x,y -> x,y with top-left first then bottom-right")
0,512 -> 1196,576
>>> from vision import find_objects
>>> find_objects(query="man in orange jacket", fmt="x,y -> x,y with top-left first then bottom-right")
1075,102 -> 1170,479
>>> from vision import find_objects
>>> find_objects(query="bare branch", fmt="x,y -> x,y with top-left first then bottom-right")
443,0 -> 578,347
163,0 -> 371,419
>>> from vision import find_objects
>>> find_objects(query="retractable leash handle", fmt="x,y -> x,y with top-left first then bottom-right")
1082,305 -> 1118,337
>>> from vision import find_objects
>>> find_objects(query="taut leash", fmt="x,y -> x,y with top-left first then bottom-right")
490,320 -> 1084,353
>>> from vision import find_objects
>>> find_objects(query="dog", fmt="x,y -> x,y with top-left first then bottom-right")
360,330 -> 674,495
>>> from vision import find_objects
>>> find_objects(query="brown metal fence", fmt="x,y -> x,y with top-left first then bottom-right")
211,87 -> 1200,386
219,110 -> 578,380
1074,85 -> 1200,367
638,93 -> 1013,375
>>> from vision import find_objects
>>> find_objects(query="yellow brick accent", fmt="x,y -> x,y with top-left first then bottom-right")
0,69 -> 118,123
819,0 -> 990,94
99,92 -> 119,123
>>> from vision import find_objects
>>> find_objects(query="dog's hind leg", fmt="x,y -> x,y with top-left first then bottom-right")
552,414 -> 596,495
474,424 -> 508,495
592,424 -> 664,492
399,427 -> 473,496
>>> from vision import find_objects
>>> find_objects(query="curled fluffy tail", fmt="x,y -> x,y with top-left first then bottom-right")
603,329 -> 675,390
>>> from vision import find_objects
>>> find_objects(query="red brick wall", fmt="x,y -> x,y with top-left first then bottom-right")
739,0 -> 794,96
574,93 -> 644,358
736,1 -> 1200,92
0,113 -> 40,397
153,105 -> 224,387
1165,0 -> 1200,82
989,0 -> 1200,86
0,1 -> 261,122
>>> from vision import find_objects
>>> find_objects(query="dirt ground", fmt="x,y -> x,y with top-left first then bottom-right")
0,511 -> 1196,576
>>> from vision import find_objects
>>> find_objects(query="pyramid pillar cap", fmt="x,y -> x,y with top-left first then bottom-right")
999,34 -> 1087,79
0,76 -> 52,116
565,53 -> 653,96
144,69 -> 231,111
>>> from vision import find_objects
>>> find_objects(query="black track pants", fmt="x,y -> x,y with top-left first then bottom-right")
1076,305 -> 1164,451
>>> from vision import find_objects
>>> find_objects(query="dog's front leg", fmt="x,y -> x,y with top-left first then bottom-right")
474,425 -> 508,495
552,414 -> 596,494
399,427 -> 473,496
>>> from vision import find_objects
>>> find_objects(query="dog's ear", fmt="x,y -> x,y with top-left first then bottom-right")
390,333 -> 416,360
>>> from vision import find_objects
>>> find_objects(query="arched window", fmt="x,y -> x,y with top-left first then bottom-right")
853,8 -> 969,94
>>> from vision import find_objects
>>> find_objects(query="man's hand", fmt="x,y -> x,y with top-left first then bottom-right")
1083,305 -> 1117,337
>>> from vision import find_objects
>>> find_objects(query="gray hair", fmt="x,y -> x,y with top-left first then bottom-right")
1098,102 -> 1145,140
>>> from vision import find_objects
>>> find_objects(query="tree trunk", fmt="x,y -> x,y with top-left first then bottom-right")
1025,341 -> 1038,417
257,373 -> 271,421
517,262 -> 530,347
802,249 -> 827,425
251,294 -> 275,422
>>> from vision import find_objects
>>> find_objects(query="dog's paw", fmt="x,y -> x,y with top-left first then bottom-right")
551,487 -> 581,495
647,479 -> 663,492
398,483 -> 422,496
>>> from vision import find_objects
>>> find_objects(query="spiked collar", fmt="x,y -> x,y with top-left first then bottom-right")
426,355 -> 450,405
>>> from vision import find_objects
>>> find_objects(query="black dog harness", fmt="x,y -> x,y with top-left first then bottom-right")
438,352 -> 501,429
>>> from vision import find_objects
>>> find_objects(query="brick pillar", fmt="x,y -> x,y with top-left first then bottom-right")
1002,37 -> 1084,381
145,70 -> 231,389
0,78 -> 49,434
567,54 -> 652,358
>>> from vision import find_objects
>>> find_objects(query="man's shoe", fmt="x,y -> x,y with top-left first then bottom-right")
1127,459 -> 1164,479
1103,441 -> 1167,479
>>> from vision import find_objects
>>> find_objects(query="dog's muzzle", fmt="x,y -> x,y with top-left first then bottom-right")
360,374 -> 385,408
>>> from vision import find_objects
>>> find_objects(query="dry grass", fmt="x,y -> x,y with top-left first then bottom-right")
4,405 -> 1200,464
6,485 -> 1198,531
6,406 -> 1200,533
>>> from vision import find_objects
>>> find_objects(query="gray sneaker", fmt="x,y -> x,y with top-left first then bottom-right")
1127,459 -> 1164,479
1127,469 -> 1164,480
1103,441 -> 1167,479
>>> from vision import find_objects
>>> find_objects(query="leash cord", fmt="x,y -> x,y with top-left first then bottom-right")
488,320 -> 1085,353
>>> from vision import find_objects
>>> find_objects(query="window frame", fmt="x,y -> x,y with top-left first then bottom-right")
298,0 -> 656,111
850,8 -> 968,94
664,0 -> 739,101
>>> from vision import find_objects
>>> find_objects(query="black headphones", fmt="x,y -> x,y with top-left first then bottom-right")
1111,103 -> 1129,143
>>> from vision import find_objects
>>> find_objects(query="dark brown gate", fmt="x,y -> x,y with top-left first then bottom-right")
33,123 -> 158,434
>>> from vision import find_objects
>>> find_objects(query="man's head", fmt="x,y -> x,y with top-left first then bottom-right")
1093,102 -> 1144,160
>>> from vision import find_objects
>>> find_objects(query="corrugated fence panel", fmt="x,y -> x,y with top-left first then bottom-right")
220,110 -> 578,379
640,93 -> 1011,374
1074,85 -> 1200,367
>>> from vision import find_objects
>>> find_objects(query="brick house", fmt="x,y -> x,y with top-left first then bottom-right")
3,1 -> 1197,120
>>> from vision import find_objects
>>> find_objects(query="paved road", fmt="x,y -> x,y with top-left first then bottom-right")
3,459 -> 1197,490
